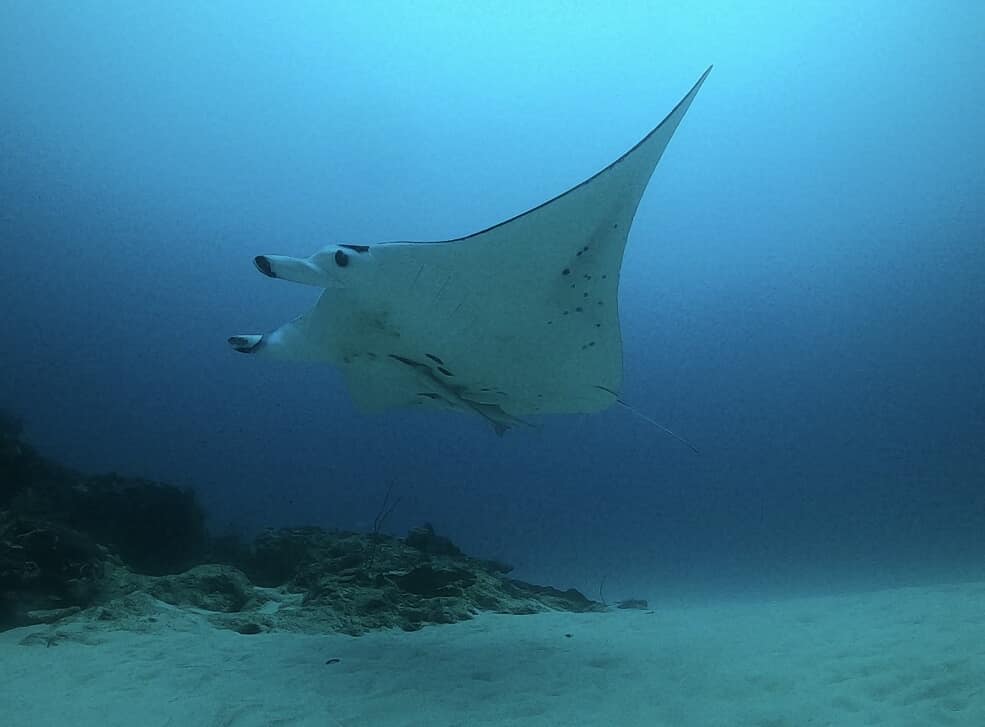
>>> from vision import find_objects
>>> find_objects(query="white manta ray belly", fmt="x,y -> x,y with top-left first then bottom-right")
228,67 -> 712,434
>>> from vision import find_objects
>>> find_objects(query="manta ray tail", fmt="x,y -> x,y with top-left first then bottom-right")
616,400 -> 700,454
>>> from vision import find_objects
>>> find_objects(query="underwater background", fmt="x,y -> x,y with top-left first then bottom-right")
2,1 -> 983,603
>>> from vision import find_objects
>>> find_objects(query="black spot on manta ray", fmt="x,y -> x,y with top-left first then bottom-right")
334,250 -> 349,267
562,268 -> 570,276
389,354 -> 425,368
389,353 -> 454,378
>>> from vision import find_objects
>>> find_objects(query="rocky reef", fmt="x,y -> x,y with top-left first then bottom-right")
0,413 -> 603,635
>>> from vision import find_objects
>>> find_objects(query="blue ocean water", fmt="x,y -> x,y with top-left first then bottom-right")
1,1 -> 983,603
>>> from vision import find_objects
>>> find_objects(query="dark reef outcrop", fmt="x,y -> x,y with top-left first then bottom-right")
1,417 -> 207,627
1,412 -> 604,634
201,526 -> 601,635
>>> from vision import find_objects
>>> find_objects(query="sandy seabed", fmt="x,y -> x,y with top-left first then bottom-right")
2,580 -> 983,727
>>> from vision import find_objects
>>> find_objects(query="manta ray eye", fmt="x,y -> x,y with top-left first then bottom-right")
334,250 -> 349,267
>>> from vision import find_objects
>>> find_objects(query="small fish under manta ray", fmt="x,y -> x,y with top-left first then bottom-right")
229,67 -> 711,446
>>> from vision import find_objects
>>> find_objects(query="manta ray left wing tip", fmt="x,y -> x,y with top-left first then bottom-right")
688,65 -> 714,98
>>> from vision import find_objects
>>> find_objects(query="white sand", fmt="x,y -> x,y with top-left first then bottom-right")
2,581 -> 984,727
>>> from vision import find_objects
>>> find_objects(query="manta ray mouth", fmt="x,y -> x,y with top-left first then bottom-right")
254,256 -> 276,278
228,335 -> 265,354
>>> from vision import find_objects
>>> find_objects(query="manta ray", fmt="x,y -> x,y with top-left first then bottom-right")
229,67 -> 711,436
